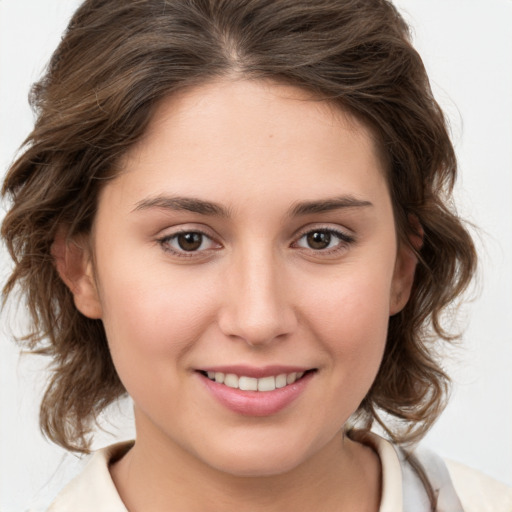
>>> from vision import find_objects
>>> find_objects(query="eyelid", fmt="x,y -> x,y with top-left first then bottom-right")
154,223 -> 355,259
293,223 -> 355,241
156,225 -> 222,258
291,224 -> 356,254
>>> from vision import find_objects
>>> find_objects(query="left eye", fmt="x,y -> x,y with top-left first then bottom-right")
295,229 -> 352,251
160,231 -> 217,253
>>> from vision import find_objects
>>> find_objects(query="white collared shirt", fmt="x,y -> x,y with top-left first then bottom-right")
44,432 -> 512,512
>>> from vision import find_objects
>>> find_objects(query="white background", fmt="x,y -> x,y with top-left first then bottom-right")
1,1 -> 511,510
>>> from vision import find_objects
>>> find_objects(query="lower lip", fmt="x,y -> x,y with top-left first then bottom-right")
199,372 -> 314,416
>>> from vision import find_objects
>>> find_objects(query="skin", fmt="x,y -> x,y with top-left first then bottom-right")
57,79 -> 417,511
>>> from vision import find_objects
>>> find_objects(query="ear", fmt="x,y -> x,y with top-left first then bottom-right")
389,220 -> 423,316
51,229 -> 103,319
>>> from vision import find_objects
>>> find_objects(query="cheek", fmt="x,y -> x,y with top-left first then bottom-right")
299,263 -> 393,371
95,255 -> 217,375
95,264 -> 221,425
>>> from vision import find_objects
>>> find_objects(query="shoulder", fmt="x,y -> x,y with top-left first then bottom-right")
401,441 -> 512,512
351,430 -> 512,512
45,442 -> 133,512
42,435 -> 512,512
445,459 -> 512,512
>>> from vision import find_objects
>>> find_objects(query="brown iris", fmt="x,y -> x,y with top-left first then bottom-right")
177,232 -> 203,251
306,231 -> 332,250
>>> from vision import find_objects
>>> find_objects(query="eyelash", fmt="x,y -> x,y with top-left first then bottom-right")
157,227 -> 355,259
157,229 -> 220,258
292,227 -> 355,255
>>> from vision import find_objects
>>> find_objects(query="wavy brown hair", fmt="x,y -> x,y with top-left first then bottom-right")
2,0 -> 476,454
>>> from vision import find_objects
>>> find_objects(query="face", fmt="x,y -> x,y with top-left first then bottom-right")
66,79 -> 416,477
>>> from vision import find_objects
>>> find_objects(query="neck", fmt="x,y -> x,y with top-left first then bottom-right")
110,425 -> 381,512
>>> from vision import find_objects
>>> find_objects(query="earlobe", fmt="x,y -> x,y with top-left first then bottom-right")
389,221 -> 423,316
51,229 -> 103,319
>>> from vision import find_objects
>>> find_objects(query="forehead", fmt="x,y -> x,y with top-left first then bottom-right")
108,79 -> 390,213
123,79 -> 383,163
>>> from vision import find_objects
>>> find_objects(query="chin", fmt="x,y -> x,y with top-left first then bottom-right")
197,434 -> 328,478
210,453 -> 305,478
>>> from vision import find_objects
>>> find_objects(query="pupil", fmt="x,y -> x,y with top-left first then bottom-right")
178,232 -> 202,251
307,231 -> 331,249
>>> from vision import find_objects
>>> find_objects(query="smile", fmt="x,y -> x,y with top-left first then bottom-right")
197,368 -> 316,415
204,371 -> 306,392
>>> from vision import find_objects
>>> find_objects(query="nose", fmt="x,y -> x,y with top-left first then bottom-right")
218,247 -> 297,347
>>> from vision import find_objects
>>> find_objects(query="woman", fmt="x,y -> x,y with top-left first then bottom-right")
2,0 -> 510,510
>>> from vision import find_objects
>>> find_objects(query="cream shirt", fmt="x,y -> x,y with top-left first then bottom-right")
46,432 -> 512,512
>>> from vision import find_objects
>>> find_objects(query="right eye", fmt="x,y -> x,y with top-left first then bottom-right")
157,230 -> 220,256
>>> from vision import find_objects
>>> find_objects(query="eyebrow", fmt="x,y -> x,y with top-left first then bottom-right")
133,196 -> 230,217
289,196 -> 373,216
132,195 -> 373,217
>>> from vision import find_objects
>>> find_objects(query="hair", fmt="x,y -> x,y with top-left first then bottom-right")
2,0 -> 476,458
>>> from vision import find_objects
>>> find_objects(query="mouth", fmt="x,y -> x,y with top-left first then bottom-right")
197,369 -> 316,392
197,367 -> 317,416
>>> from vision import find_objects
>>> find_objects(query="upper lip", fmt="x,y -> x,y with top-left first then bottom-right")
197,365 -> 314,378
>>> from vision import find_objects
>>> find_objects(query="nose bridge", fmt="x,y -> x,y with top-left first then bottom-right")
219,241 -> 296,346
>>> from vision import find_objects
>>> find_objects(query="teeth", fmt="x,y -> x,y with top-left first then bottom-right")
258,376 -> 276,392
286,372 -> 297,384
239,376 -> 258,391
275,374 -> 287,388
224,373 -> 239,388
205,371 -> 307,392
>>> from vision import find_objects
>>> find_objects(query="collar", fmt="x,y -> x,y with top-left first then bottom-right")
47,441 -> 133,512
47,432 -> 461,512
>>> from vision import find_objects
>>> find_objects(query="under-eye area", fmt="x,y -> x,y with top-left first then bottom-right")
198,369 -> 317,392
